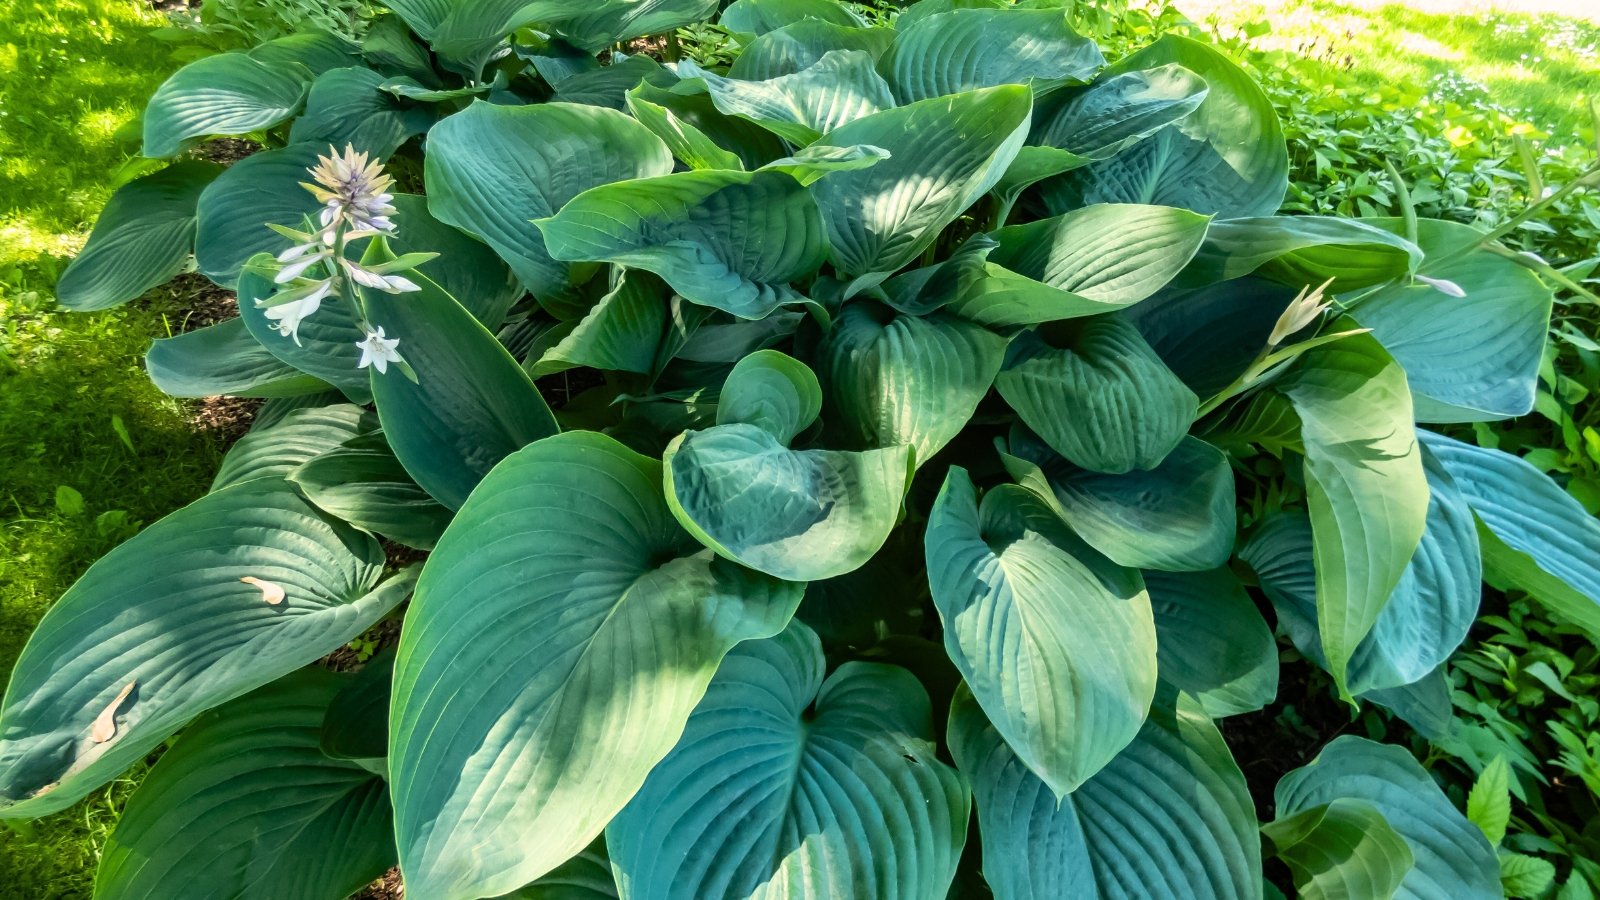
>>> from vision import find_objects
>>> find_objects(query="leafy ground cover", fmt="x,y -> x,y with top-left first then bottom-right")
0,0 -> 225,892
0,0 -> 1596,894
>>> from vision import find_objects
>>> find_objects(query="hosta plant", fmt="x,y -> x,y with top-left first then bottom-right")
7,0 -> 1598,896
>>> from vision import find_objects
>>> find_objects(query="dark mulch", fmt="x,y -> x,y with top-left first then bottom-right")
193,137 -> 262,165
351,867 -> 404,899
1218,662 -> 1360,823
320,614 -> 405,673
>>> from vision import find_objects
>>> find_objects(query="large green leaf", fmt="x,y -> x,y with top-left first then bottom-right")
1124,276 -> 1298,397
94,669 -> 393,900
1274,331 -> 1429,699
291,431 -> 453,550
142,52 -> 311,157
288,66 -> 432,159
247,31 -> 362,74
949,687 -> 1261,900
536,169 -> 827,319
927,470 -> 1156,796
1263,798 -> 1415,900
664,352 -> 911,581
504,840 -> 619,899
808,85 -> 1031,283
1045,35 -> 1287,219
389,431 -> 800,898
996,317 -> 1197,474
1030,64 -> 1209,159
363,267 -> 559,510
879,7 -> 1102,104
952,204 -> 1212,326
530,269 -> 671,377
676,50 -> 893,144
56,162 -> 220,311
817,300 -> 1009,462
1002,429 -> 1237,572
607,620 -> 969,899
387,194 -> 524,329
1182,216 -> 1422,291
1274,737 -> 1501,899
0,479 -> 401,818
424,101 -> 673,314
719,0 -> 863,34
1352,218 -> 1553,422
626,79 -> 790,171
430,0 -> 719,70
195,143 -> 330,288
728,19 -> 894,80
144,317 -> 330,399
1420,429 -> 1600,638
1145,567 -> 1277,718
211,402 -> 374,491
1240,452 -> 1481,698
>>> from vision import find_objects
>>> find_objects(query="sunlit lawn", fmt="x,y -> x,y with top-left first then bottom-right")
1183,0 -> 1599,142
0,0 -> 222,893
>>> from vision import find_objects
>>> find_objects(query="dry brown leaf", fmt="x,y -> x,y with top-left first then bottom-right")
241,576 -> 286,605
91,680 -> 137,744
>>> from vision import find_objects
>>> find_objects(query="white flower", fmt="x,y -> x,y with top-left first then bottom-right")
1267,278 -> 1336,347
274,242 -> 332,282
340,257 -> 421,294
355,326 -> 402,374
1415,274 -> 1467,298
260,279 -> 334,345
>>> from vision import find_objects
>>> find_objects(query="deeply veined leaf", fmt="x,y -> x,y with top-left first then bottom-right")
246,30 -> 362,74
676,50 -> 893,144
142,52 -> 311,157
818,300 -> 1009,462
290,431 -> 454,550
424,101 -> 673,314
809,85 -> 1032,282
1420,429 -> 1600,638
1275,737 -> 1501,899
530,269 -> 670,377
1183,216 -> 1423,291
1145,567 -> 1278,718
318,646 -> 394,767
713,348 -> 822,444
626,79 -> 790,171
94,669 -> 393,900
144,317 -> 332,399
607,621 -> 970,899
56,162 -> 220,311
1031,63 -> 1209,159
288,66 -> 432,159
195,143 -> 336,289
1262,798 -> 1415,900
550,54 -> 667,109
996,317 -> 1198,474
1274,330 -> 1429,700
503,840 -> 619,899
386,194 -> 525,329
1002,428 -> 1237,572
389,431 -> 801,898
1045,35 -> 1287,219
1352,218 -> 1554,423
926,469 -> 1156,796
430,0 -> 719,70
720,0 -> 863,35
728,19 -> 894,80
211,402 -> 374,491
953,204 -> 1212,326
879,7 -> 1103,103
536,169 -> 827,319
665,427 -> 909,577
0,479 -> 399,819
1125,275 -> 1299,397
363,265 -> 559,510
949,687 -> 1262,900
1240,450 -> 1481,697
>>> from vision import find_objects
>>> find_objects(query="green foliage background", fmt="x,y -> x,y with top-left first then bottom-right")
0,0 -> 1594,895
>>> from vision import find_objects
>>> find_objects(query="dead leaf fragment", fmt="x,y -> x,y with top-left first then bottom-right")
241,576 -> 285,605
91,681 -> 137,744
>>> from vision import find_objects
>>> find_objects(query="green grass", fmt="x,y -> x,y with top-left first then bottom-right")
1185,0 -> 1600,144
0,0 -> 224,893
